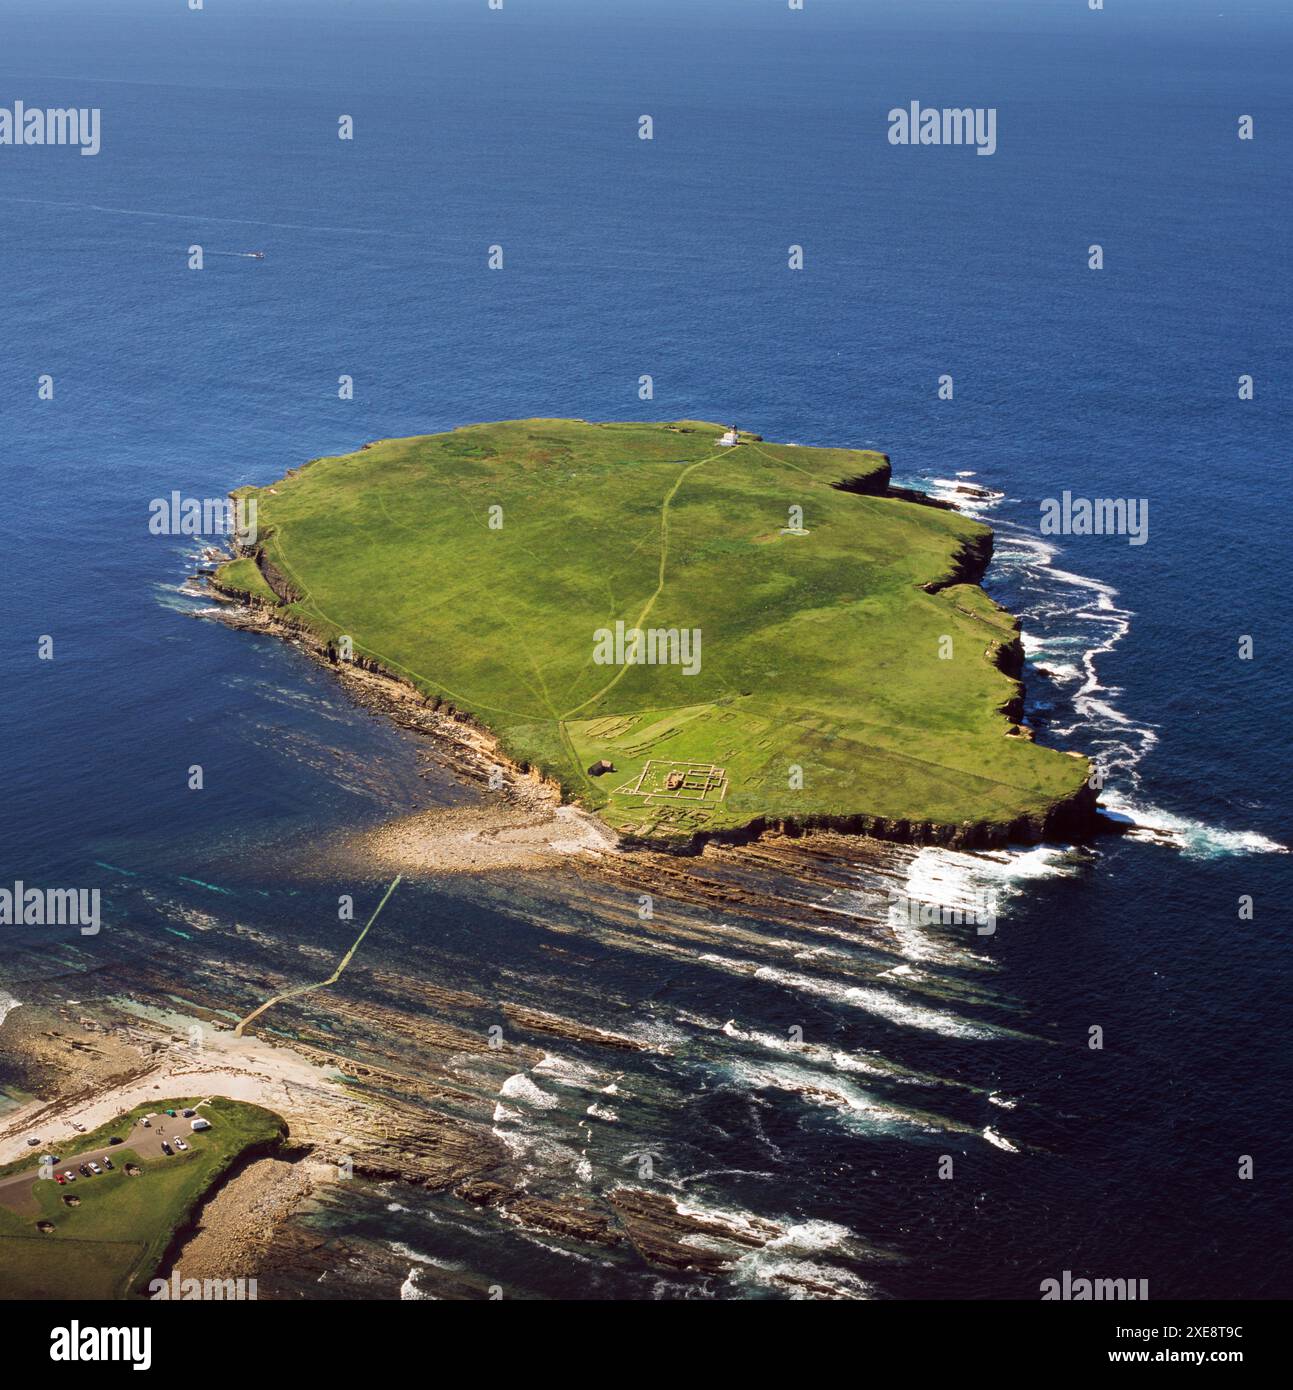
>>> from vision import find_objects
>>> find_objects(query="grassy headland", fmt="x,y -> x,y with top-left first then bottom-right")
0,1096 -> 285,1299
215,419 -> 1094,847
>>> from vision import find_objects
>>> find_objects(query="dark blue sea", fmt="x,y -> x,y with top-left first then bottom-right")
1,0 -> 1289,1299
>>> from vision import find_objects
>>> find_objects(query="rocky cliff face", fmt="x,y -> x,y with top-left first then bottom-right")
621,778 -> 1103,855
829,453 -> 892,496
254,551 -> 300,604
922,528 -> 996,593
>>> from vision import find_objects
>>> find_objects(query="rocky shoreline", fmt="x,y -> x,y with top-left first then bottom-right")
0,965 -> 895,1297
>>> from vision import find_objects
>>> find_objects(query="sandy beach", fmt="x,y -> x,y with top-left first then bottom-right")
0,1014 -> 348,1166
338,798 -> 621,875
210,594 -> 632,876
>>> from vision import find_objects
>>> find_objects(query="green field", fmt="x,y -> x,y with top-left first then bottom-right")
0,1097 -> 285,1299
219,419 -> 1090,843
210,554 -> 278,604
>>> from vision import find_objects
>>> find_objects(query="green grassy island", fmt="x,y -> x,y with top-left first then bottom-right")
216,419 -> 1096,847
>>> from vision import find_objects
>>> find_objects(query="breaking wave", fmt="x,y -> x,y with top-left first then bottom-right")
1099,794 -> 1287,858
749,962 -> 1006,1040
0,990 -> 21,1028
902,473 -> 1283,860
498,1073 -> 560,1110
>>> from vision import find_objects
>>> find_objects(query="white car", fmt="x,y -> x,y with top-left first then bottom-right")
62,1171 -> 76,1183
88,1162 -> 101,1174
173,1138 -> 188,1151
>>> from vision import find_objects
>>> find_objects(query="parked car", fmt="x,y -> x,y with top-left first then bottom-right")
54,1173 -> 66,1185
160,1141 -> 173,1156
101,1157 -> 114,1170
181,1109 -> 195,1118
77,1164 -> 91,1177
26,1138 -> 40,1147
173,1137 -> 188,1151
141,1118 -> 151,1128
88,1162 -> 101,1175
62,1171 -> 76,1183
164,1109 -> 176,1118
108,1136 -> 124,1145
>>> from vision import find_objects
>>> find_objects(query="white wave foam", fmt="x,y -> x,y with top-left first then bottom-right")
1101,794 -> 1287,858
721,1057 -> 974,1140
676,1167 -> 778,1186
1021,546 -> 1154,782
390,1241 -> 457,1270
730,1219 -> 874,1299
925,477 -> 1006,515
533,1053 -> 603,1086
749,962 -> 1004,1039
982,1126 -> 1019,1152
897,845 -> 1083,960
721,1020 -> 894,1079
739,1256 -> 875,1299
914,493 -> 1282,860
907,844 -> 1080,901
905,491 -> 1160,791
399,1270 -> 436,1300
670,1196 -> 783,1240
498,1073 -> 560,1110
0,992 -> 22,1028
489,1123 -> 588,1178
722,1057 -> 911,1127
623,1018 -> 688,1049
962,504 -> 1135,708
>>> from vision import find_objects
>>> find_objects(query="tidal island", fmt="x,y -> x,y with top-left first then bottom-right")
212,419 -> 1097,848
